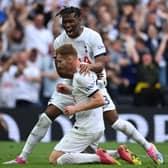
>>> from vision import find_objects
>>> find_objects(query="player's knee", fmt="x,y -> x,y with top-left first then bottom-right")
49,157 -> 56,164
46,104 -> 62,121
49,153 -> 57,164
38,113 -> 52,127
103,110 -> 119,125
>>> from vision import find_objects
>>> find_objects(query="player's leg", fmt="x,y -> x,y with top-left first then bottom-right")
101,88 -> 164,164
3,104 -> 61,165
18,92 -> 74,161
2,104 -> 62,165
49,129 -> 118,165
57,151 -> 119,165
104,110 -> 152,150
49,129 -> 103,164
104,110 -> 163,164
51,151 -> 104,165
102,88 -> 151,149
3,92 -> 74,164
18,104 -> 61,161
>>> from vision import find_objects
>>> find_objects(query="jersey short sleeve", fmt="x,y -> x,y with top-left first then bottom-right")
89,30 -> 106,57
74,72 -> 99,97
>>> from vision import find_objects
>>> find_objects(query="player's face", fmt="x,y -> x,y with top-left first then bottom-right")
62,13 -> 81,38
55,54 -> 74,78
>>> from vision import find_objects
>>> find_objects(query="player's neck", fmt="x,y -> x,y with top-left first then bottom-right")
78,26 -> 83,36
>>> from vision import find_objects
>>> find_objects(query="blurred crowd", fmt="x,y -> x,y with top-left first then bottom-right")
0,0 -> 168,108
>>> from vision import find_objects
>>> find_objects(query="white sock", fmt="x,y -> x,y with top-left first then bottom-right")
19,113 -> 52,160
106,150 -> 119,158
57,153 -> 100,164
112,118 -> 151,151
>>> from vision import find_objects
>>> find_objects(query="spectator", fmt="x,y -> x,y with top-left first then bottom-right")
106,39 -> 130,95
0,54 -> 17,107
27,48 -> 39,67
117,1 -> 136,30
24,12 -> 54,56
0,31 -> 7,59
155,30 -> 168,86
13,50 -> 41,107
41,44 -> 60,106
7,24 -> 26,56
145,25 -> 161,55
96,4 -> 118,40
0,33 -> 6,58
0,56 -> 16,108
135,37 -> 149,56
47,16 -> 62,38
134,51 -> 164,106
0,0 -> 168,106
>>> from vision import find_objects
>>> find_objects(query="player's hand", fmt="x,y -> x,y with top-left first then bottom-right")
64,106 -> 76,116
57,83 -> 71,94
79,63 -> 91,75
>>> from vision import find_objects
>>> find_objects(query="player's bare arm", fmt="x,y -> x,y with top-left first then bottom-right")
64,91 -> 105,117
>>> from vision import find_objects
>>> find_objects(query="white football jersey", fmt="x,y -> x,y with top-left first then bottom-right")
54,27 -> 107,87
49,27 -> 115,114
72,71 -> 104,133
54,27 -> 106,63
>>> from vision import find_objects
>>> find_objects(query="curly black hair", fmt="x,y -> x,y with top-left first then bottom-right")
56,6 -> 81,18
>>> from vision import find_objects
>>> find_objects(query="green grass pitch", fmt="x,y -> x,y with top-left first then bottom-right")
0,141 -> 167,168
